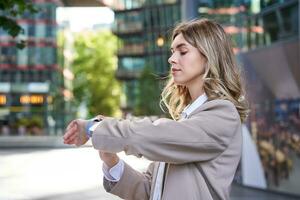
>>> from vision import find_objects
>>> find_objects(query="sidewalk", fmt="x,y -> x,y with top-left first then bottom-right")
0,136 -> 67,148
1,146 -> 300,200
0,136 -> 84,148
0,147 -> 150,200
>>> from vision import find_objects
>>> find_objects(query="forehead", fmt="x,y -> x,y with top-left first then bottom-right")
171,33 -> 192,49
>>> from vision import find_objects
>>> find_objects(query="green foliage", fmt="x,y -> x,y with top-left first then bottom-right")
0,0 -> 38,49
72,31 -> 121,117
17,116 -> 43,128
134,67 -> 163,116
29,116 -> 43,128
16,117 -> 29,127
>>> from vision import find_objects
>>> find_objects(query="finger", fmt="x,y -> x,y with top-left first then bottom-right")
63,138 -> 73,145
66,120 -> 75,131
63,136 -> 73,145
63,136 -> 73,144
63,125 -> 77,140
67,131 -> 78,142
63,128 -> 74,141
64,133 -> 78,144
63,122 -> 76,139
67,137 -> 77,145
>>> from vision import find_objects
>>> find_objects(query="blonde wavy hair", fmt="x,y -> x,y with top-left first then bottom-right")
160,18 -> 249,122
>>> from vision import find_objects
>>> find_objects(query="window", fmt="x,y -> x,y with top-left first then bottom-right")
0,70 -> 9,82
28,24 -> 35,36
120,57 -> 145,71
17,48 -> 28,66
36,24 -> 46,38
46,25 -> 53,37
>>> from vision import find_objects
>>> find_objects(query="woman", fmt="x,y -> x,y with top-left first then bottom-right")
63,18 -> 249,200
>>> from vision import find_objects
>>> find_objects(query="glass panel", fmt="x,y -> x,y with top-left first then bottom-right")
35,24 -> 46,38
120,57 -> 145,71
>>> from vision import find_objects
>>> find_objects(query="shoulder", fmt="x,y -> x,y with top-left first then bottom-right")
191,99 -> 240,121
187,99 -> 241,137
205,99 -> 237,110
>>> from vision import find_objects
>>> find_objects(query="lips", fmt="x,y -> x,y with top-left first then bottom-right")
171,68 -> 181,72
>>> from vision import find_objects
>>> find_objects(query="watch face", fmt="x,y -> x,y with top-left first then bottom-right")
93,117 -> 102,122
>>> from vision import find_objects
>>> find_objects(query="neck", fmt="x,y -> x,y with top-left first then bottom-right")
186,73 -> 204,102
187,80 -> 205,102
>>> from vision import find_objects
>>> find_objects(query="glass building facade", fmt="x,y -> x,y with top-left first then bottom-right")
197,0 -> 298,51
0,0 -> 65,136
245,0 -> 298,50
197,0 -> 248,52
111,0 -> 180,113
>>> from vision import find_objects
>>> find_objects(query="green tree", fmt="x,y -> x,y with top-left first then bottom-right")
72,31 -> 121,117
134,67 -> 163,116
0,0 -> 38,49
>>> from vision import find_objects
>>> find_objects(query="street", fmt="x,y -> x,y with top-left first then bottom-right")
1,147 -> 300,200
0,147 -> 150,200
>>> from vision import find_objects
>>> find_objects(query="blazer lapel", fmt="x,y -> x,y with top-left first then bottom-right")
187,99 -> 210,118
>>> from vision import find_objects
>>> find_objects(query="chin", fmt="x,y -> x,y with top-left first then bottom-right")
173,79 -> 187,86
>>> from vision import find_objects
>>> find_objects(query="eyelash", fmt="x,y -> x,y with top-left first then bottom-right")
170,51 -> 187,55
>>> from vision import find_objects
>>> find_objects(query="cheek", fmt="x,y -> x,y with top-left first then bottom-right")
192,56 -> 206,74
198,62 -> 206,74
178,51 -> 206,71
182,56 -> 205,73
179,56 -> 193,68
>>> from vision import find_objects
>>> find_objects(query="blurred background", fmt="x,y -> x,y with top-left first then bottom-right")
0,0 -> 299,199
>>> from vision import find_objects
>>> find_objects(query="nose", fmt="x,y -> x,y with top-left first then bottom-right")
168,53 -> 177,65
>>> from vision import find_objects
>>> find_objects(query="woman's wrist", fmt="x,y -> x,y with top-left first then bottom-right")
105,156 -> 120,169
99,151 -> 120,169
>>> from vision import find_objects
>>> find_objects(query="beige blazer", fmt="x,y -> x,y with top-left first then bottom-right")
92,99 -> 242,200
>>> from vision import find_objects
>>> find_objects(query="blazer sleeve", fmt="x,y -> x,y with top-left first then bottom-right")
91,100 -> 241,164
104,161 -> 154,200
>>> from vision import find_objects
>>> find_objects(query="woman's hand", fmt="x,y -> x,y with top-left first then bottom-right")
63,119 -> 89,147
99,151 -> 119,169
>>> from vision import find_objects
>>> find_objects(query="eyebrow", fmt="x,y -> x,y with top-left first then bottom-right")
170,43 -> 188,51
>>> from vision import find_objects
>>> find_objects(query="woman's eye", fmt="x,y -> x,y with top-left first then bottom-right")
180,51 -> 187,55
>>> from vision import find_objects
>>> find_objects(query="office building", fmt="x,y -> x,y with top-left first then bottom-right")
109,0 -> 181,113
0,0 -> 66,135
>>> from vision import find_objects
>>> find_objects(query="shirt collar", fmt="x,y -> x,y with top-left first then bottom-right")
181,93 -> 208,118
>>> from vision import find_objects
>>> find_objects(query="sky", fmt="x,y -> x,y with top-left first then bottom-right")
56,7 -> 114,32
